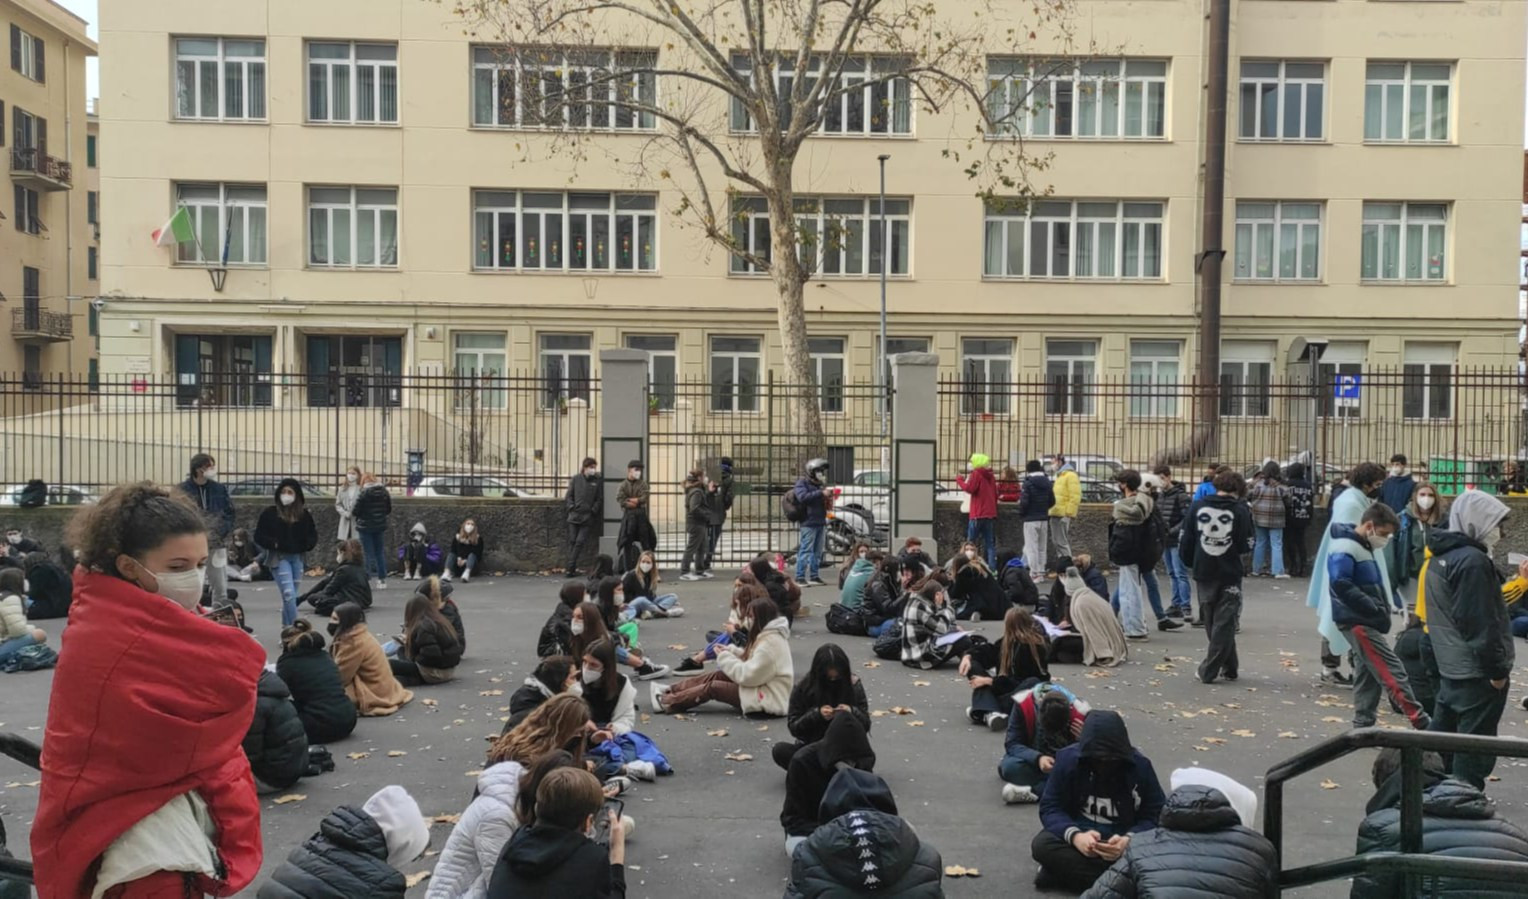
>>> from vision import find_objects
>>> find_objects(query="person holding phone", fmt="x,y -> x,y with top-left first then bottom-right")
486,767 -> 626,898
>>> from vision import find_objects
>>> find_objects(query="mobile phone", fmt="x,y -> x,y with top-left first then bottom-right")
381,640 -> 399,656
592,798 -> 623,845
1509,552 -> 1527,567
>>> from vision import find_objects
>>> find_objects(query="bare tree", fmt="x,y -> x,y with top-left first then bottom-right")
447,0 -> 1076,445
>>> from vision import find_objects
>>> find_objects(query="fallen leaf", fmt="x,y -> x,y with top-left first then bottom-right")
724,752 -> 754,762
1179,711 -> 1198,719
706,729 -> 729,737
907,720 -> 926,727
1153,664 -> 1175,672
1202,737 -> 1228,745
1281,658 -> 1299,668
912,680 -> 931,687
421,698 -> 439,707
667,644 -> 688,651
430,814 -> 461,825
479,689 -> 504,697
1193,745 -> 1209,752
862,660 -> 881,668
889,706 -> 916,715
273,794 -> 307,804
347,751 -> 370,760
463,769 -> 483,777
387,750 -> 407,757
1321,716 -> 1344,723
1278,731 -> 1299,739
1197,708 -> 1219,716
1279,651 -> 1298,657
756,724 -> 769,731
870,710 -> 889,718
1320,779 -> 1340,790
1231,729 -> 1256,738
405,871 -> 431,888
1085,669 -> 1115,679
1221,702 -> 1241,709
944,864 -> 981,877
1488,775 -> 1502,782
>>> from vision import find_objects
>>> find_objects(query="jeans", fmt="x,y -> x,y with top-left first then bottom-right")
1197,579 -> 1242,683
1116,564 -> 1148,636
1253,525 -> 1286,576
1343,624 -> 1429,729
1164,547 -> 1192,611
445,551 -> 478,576
867,618 -> 897,638
0,633 -> 40,666
967,518 -> 996,570
664,669 -> 742,713
270,552 -> 304,627
1048,516 -> 1072,561
1431,676 -> 1510,788
626,594 -> 680,618
359,529 -> 388,582
1022,520 -> 1048,577
207,547 -> 229,605
1286,519 -> 1310,576
998,752 -> 1047,791
796,525 -> 825,580
566,522 -> 595,574
1112,568 -> 1166,623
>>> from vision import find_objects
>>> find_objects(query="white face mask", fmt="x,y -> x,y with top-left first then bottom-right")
203,468 -> 218,481
1483,529 -> 1503,551
965,550 -> 977,561
139,564 -> 206,610
464,524 -> 475,534
336,554 -> 345,564
279,493 -> 296,506
1417,495 -> 1436,511
22,579 -> 30,594
6,535 -> 19,545
858,551 -> 868,560
1390,467 -> 1404,478
639,561 -> 653,573
567,680 -> 583,697
570,619 -> 585,636
581,666 -> 603,685
1366,532 -> 1392,552
346,472 -> 358,483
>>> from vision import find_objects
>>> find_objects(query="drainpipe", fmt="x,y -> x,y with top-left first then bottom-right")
1195,0 -> 1230,457
63,39 -> 75,377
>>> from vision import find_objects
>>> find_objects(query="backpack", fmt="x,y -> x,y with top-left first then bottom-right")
1140,509 -> 1167,570
17,480 -> 47,509
826,603 -> 868,637
3,643 -> 58,672
873,621 -> 904,659
781,486 -> 805,523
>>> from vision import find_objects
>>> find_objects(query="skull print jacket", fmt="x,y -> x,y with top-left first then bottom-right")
1178,493 -> 1254,582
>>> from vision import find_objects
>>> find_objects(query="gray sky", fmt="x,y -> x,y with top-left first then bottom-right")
54,0 -> 97,102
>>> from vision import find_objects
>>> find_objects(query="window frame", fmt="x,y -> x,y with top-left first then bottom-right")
307,185 -> 399,270
452,331 -> 508,410
11,26 -> 44,82
986,58 -> 1167,140
729,195 -> 911,278
625,334 -> 678,411
173,182 -> 269,267
1402,342 -> 1455,421
472,46 -> 658,132
1233,200 -> 1322,282
808,336 -> 848,414
1364,61 -> 1451,144
13,184 -> 40,235
1127,339 -> 1182,418
1360,201 -> 1448,283
472,189 -> 658,273
983,199 -> 1164,281
87,245 -> 98,280
729,53 -> 913,137
1044,338 -> 1098,416
85,133 -> 97,167
1238,60 -> 1325,142
1219,341 -> 1275,419
959,337 -> 1013,416
538,333 -> 594,410
709,335 -> 763,413
173,37 -> 268,122
307,41 -> 400,125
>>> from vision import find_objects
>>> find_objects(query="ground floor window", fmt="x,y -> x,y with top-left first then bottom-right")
174,333 -> 273,406
305,334 -> 402,407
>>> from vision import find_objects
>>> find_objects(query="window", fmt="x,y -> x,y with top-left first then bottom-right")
305,335 -> 401,407
174,183 -> 267,265
1361,202 -> 1447,282
473,47 -> 656,130
730,196 -> 910,277
85,134 -> 96,167
1239,61 -> 1324,141
540,334 -> 593,409
730,54 -> 911,135
174,333 -> 273,407
1318,342 -> 1366,419
1045,339 -> 1097,415
473,190 -> 657,273
13,185 -> 40,235
309,186 -> 397,268
987,58 -> 1166,139
959,338 -> 1012,415
1364,62 -> 1450,143
87,246 -> 98,280
87,191 -> 98,225
21,267 -> 40,329
1219,340 -> 1274,418
175,38 -> 267,121
87,302 -> 98,337
1403,342 -> 1455,420
308,42 -> 398,124
626,334 -> 677,410
87,358 -> 99,392
710,336 -> 762,412
1234,201 -> 1321,281
11,106 -> 41,152
10,25 -> 44,82
983,200 -> 1163,280
1129,340 -> 1181,417
22,346 -> 41,390
809,337 -> 847,413
454,332 -> 507,409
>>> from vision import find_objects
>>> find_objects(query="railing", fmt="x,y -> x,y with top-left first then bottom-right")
9,147 -> 72,187
10,307 -> 73,339
1264,727 -> 1528,894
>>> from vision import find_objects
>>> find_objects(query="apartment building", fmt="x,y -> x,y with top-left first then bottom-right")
1,0 -> 95,393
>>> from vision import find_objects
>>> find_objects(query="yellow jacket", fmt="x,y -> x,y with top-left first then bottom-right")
1050,469 -> 1081,518
1414,547 -> 1526,632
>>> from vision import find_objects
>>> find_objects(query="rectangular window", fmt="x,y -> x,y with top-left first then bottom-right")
984,199 -> 1163,280
809,337 -> 847,413
87,191 -> 98,225
1403,342 -> 1455,420
540,334 -> 593,409
174,183 -> 268,265
960,338 -> 1012,415
1365,62 -> 1450,143
13,185 -> 40,235
1045,339 -> 1098,415
1318,342 -> 1366,419
710,336 -> 762,412
175,38 -> 267,121
1239,61 -> 1325,141
22,346 -> 41,390
625,334 -> 677,410
86,134 -> 96,167
1361,202 -> 1447,282
87,246 -> 98,280
309,186 -> 397,269
730,196 -> 909,277
473,190 -> 657,273
453,332 -> 508,410
473,47 -> 656,130
308,42 -> 398,124
987,58 -> 1166,139
1219,340 -> 1275,418
304,335 -> 401,407
11,106 -> 38,151
10,25 -> 45,82
1234,201 -> 1321,281
88,302 -> 98,337
730,54 -> 912,136
1128,340 -> 1181,417
174,333 -> 274,407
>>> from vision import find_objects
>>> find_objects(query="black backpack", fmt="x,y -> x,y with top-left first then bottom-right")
873,620 -> 904,659
781,486 -> 806,523
1141,509 -> 1167,570
826,603 -> 869,637
17,480 -> 47,509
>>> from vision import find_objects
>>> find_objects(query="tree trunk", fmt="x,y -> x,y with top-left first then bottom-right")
766,191 -> 826,461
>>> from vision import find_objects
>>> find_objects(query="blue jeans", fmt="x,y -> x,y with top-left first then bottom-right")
359,529 -> 388,582
1164,547 -> 1193,611
445,551 -> 478,576
1112,567 -> 1166,622
1511,616 -> 1528,639
270,553 -> 304,627
998,751 -> 1048,791
967,518 -> 997,569
867,618 -> 898,638
1253,526 -> 1286,576
1115,564 -> 1149,636
796,525 -> 825,580
626,594 -> 680,619
0,633 -> 40,666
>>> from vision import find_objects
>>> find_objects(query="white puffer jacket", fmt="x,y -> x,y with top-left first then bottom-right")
715,617 -> 794,715
0,592 -> 29,641
425,761 -> 524,899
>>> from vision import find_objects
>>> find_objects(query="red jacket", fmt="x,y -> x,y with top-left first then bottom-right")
957,467 -> 999,520
31,570 -> 266,899
996,477 -> 1021,504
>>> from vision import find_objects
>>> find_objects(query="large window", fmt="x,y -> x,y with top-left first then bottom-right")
987,58 -> 1166,139
626,334 -> 677,410
175,38 -> 266,121
1045,339 -> 1097,415
454,332 -> 507,410
809,337 -> 847,413
730,196 -> 909,276
1361,202 -> 1447,282
175,183 -> 267,265
308,42 -> 398,124
474,190 -> 657,272
10,25 -> 44,82
1128,340 -> 1181,417
473,47 -> 656,130
540,334 -> 593,409
87,191 -> 98,225
960,338 -> 1012,415
86,134 -> 96,167
174,333 -> 273,407
730,54 -> 912,135
1403,342 -> 1455,420
1219,340 -> 1274,418
87,246 -> 97,280
309,186 -> 398,268
1234,201 -> 1321,281
11,106 -> 42,152
13,185 -> 39,235
1318,342 -> 1366,419
306,335 -> 403,407
710,336 -> 762,412
984,200 -> 1163,280
1365,62 -> 1450,143
1238,61 -> 1324,141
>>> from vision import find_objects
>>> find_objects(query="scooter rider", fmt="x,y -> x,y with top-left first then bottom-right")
794,458 -> 832,587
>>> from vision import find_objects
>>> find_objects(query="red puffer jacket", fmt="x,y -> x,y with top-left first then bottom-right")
31,570 -> 266,899
957,467 -> 999,520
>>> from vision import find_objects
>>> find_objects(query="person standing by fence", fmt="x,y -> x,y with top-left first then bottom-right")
564,457 -> 603,579
1153,465 -> 1193,619
615,460 -> 655,572
1019,461 -> 1055,582
793,459 -> 831,587
680,469 -> 712,581
335,464 -> 362,542
257,479 -> 320,627
179,452 -> 233,607
1049,455 -> 1080,563
706,457 -> 735,571
957,454 -> 999,570
354,472 -> 393,590
1283,463 -> 1316,578
1248,461 -> 1289,578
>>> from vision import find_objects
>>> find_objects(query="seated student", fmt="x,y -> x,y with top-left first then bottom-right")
422,575 -> 466,652
897,536 -> 937,579
301,538 -> 373,617
999,551 -> 1041,609
901,579 -> 970,670
621,550 -> 684,619
774,644 -> 872,770
749,554 -> 802,625
22,551 -> 72,620
574,597 -> 670,682
651,594 -> 793,717
863,557 -> 912,639
277,620 -> 359,745
1046,554 -> 1111,623
999,683 -> 1089,804
210,603 -> 310,793
538,581 -> 586,658
961,606 -> 1051,730
949,552 -> 1010,622
1062,566 -> 1129,668
398,522 -> 442,581
838,545 -> 877,604
675,579 -> 764,672
506,656 -> 579,733
1352,748 -> 1528,899
258,785 -> 430,899
486,768 -> 627,899
1080,781 -> 1277,899
1393,613 -> 1438,717
785,768 -> 944,898
580,639 -> 639,742
2,526 -> 43,565
443,518 -> 482,583
329,602 -> 414,716
780,712 -> 878,852
228,527 -> 269,581
837,542 -> 871,589
1032,710 -> 1166,894
0,568 -> 46,667
389,594 -> 463,686
585,553 -> 617,597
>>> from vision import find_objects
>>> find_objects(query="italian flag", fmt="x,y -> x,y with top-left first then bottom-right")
152,207 -> 195,247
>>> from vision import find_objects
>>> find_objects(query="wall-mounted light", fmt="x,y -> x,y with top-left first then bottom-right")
129,321 -> 140,332
425,327 -> 438,340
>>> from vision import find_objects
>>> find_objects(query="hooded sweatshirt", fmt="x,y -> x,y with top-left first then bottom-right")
486,823 -> 624,898
1178,492 -> 1254,582
255,478 -> 319,556
1423,490 -> 1513,681
1379,470 -> 1416,515
785,769 -> 944,899
1040,710 -> 1165,843
1107,492 -> 1156,568
957,466 -> 998,520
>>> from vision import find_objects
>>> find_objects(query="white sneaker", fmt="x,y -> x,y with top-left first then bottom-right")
649,683 -> 671,714
604,775 -> 634,796
376,580 -> 388,590
1002,783 -> 1039,804
666,607 -> 685,618
700,570 -> 716,579
965,705 -> 975,723
626,760 -> 657,782
680,572 -> 702,581
462,570 -> 472,583
620,814 -> 636,839
985,712 -> 1009,732
441,572 -> 452,582
970,613 -> 982,623
1274,573 -> 1290,579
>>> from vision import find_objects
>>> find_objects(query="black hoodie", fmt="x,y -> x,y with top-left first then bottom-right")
255,478 -> 319,556
1041,711 -> 1166,842
786,769 -> 944,899
1178,492 -> 1254,582
486,823 -> 625,898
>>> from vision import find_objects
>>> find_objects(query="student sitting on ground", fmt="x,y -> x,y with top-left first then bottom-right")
329,602 -> 414,716
486,768 -> 627,898
999,683 -> 1090,805
506,655 -> 579,733
2,526 -> 43,565
211,603 -> 310,794
389,594 -> 463,686
999,551 -> 1040,609
580,639 -> 639,742
621,550 -> 684,619
300,538 -> 372,617
863,556 -> 913,638
0,568 -> 46,668
674,578 -> 764,672
749,554 -> 803,625
774,644 -> 872,770
258,785 -> 430,899
443,518 -> 482,583
1032,710 -> 1166,894
838,542 -> 873,590
1351,747 -> 1528,899
398,522 -> 442,581
538,581 -> 585,658
22,551 -> 71,620
1062,566 -> 1129,668
1044,554 -> 1110,625
277,619 -> 359,745
961,606 -> 1051,731
228,527 -> 268,581
785,768 -> 944,898
901,579 -> 969,670
586,553 -> 618,596
898,536 -> 936,579
423,574 -> 467,652
652,594 -> 793,717
949,552 -> 1010,623
780,711 -> 878,853
572,598 -> 670,682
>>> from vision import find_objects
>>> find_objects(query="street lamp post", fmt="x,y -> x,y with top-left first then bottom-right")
878,154 -> 890,437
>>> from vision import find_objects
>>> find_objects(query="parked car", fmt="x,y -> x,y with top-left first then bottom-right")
0,483 -> 99,506
224,478 -> 332,499
832,468 -> 962,526
412,475 -> 540,499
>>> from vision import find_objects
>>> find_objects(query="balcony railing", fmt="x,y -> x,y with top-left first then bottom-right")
11,307 -> 73,341
9,148 -> 72,190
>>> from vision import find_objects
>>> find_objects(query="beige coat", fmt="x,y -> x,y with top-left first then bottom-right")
0,593 -> 30,641
332,628 -> 414,716
715,617 -> 794,715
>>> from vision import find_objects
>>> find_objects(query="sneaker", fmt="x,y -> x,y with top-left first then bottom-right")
965,705 -> 975,723
700,570 -> 716,579
635,663 -> 672,681
626,760 -> 657,782
1166,607 -> 1185,620
676,656 -> 703,673
666,607 -> 685,618
604,775 -> 634,796
1002,783 -> 1039,805
1274,573 -> 1291,579
1126,632 -> 1150,642
680,572 -> 702,581
376,580 -> 388,590
985,712 -> 1009,732
1190,617 -> 1205,628
1320,669 -> 1355,688
462,570 -> 472,584
648,683 -> 671,714
807,577 -> 829,588
620,815 -> 636,839
970,613 -> 982,623
1157,617 -> 1185,632
441,572 -> 452,582
1224,671 -> 1239,682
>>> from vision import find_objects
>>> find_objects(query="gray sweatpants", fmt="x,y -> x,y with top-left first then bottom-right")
1022,520 -> 1048,576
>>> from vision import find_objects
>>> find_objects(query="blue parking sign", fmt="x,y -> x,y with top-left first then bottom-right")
1333,374 -> 1361,399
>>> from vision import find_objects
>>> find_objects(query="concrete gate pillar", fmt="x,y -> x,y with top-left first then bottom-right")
599,349 -> 649,557
890,352 -> 940,559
